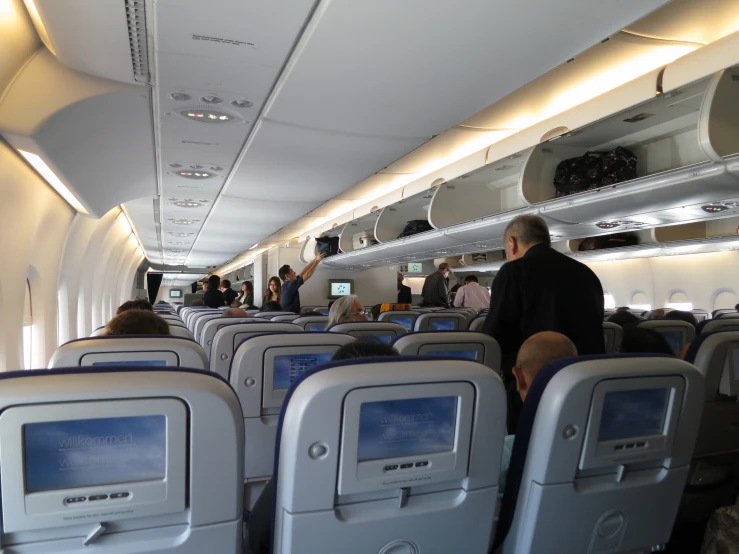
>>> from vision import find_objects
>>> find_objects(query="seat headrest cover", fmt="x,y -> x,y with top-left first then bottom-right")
493,353 -> 671,550
61,335 -> 194,345
1,365 -> 227,383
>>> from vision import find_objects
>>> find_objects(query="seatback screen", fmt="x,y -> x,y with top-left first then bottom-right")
391,316 -> 413,331
307,325 -> 325,332
661,330 -> 683,356
734,348 -> 739,380
430,319 -> 456,331
273,353 -> 334,390
24,415 -> 166,493
357,397 -> 457,461
427,350 -> 477,360
598,388 -> 670,442
92,360 -> 168,367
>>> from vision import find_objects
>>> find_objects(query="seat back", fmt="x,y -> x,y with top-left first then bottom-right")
273,357 -> 506,554
637,320 -> 695,356
293,316 -> 330,331
602,322 -> 624,354
50,337 -> 208,370
255,311 -> 296,319
377,310 -> 420,331
209,323 -> 303,379
192,314 -> 223,342
393,331 -> 501,371
692,310 -> 710,322
414,312 -> 468,332
169,326 -> 195,340
717,313 -> 739,320
271,314 -> 300,322
700,319 -> 739,335
0,367 -> 243,552
497,355 -> 704,554
328,321 -> 407,344
468,315 -> 486,332
713,309 -> 736,319
198,317 -> 263,352
91,326 -> 106,337
186,309 -> 219,331
230,333 -> 356,506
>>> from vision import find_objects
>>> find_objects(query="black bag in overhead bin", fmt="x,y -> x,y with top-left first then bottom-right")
599,146 -> 638,186
553,152 -> 603,197
397,219 -> 433,239
315,236 -> 340,257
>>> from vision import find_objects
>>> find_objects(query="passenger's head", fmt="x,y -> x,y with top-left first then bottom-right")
116,299 -> 153,315
207,275 -> 220,290
397,272 -> 404,285
327,295 -> 367,327
370,304 -> 382,322
438,262 -> 451,278
266,276 -> 281,297
646,308 -> 667,320
241,281 -> 254,296
503,214 -> 551,261
261,301 -> 282,312
278,264 -> 296,282
331,341 -> 399,361
221,279 -> 232,291
223,308 -> 248,317
735,303 -> 739,312
513,331 -> 577,401
104,310 -> 170,336
200,281 -> 208,292
663,310 -> 698,328
464,275 -> 478,284
620,328 -> 674,356
607,311 -> 641,330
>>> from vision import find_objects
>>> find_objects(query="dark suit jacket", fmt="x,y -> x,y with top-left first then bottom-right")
398,284 -> 412,304
483,243 -> 605,374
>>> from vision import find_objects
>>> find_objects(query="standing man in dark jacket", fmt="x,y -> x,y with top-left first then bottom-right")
483,214 -> 604,431
397,272 -> 412,304
421,263 -> 451,307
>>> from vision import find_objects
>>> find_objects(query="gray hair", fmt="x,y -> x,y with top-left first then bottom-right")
328,295 -> 359,327
504,214 -> 551,246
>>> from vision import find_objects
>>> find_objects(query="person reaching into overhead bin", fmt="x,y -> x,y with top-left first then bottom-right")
279,253 -> 326,313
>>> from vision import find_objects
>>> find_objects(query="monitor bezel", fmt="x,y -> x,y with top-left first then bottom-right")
719,345 -> 739,396
347,329 -> 402,341
338,382 -> 474,496
388,315 -> 416,331
169,289 -> 183,298
429,318 -> 460,331
418,343 -> 483,362
656,327 -> 687,356
81,351 -> 179,367
327,279 -> 355,300
0,398 -> 187,533
262,346 -> 341,409
579,376 -> 684,471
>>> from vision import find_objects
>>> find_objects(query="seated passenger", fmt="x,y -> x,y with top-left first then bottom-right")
453,274 -> 491,311
646,308 -> 668,320
501,332 -> 578,496
606,310 -> 640,329
238,281 -> 255,306
261,301 -> 282,312
663,310 -> 698,328
222,308 -> 248,317
370,304 -> 382,322
116,299 -> 153,315
247,341 -> 398,554
736,303 -> 739,313
327,295 -> 369,327
203,275 -> 226,308
104,309 -> 170,336
619,328 -> 674,356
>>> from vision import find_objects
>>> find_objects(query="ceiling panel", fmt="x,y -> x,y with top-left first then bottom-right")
264,0 -> 670,138
225,119 -> 427,202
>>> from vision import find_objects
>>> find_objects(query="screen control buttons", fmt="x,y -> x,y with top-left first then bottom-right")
383,465 -> 399,472
110,492 -> 130,499
88,494 -> 108,501
65,496 -> 86,504
415,461 -> 429,467
400,463 -> 414,469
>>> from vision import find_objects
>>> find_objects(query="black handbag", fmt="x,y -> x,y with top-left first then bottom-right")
315,236 -> 339,257
554,146 -> 637,197
578,233 -> 639,252
397,219 -> 433,239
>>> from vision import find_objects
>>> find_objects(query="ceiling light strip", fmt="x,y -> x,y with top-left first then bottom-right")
119,205 -> 146,258
182,0 -> 326,268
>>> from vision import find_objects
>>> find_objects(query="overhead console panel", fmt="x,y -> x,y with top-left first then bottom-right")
322,33 -> 739,270
0,48 -> 156,217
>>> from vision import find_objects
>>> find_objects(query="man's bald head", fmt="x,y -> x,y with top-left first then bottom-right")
222,308 -> 248,317
513,332 -> 577,401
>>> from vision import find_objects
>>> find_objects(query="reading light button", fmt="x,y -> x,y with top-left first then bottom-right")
415,461 -> 429,467
88,495 -> 108,501
65,497 -> 86,504
384,465 -> 399,472
400,463 -> 414,469
110,492 -> 130,499
636,442 -> 646,448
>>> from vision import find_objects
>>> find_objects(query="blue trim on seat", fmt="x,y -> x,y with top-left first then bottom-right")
60,335 -> 196,347
327,320 -> 409,331
493,353 -> 671,550
269,355 -> 484,553
0,365 -> 228,384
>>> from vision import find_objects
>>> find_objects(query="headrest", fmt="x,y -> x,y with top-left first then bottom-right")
494,353 -> 671,549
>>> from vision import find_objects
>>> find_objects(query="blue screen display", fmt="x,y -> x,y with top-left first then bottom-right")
661,331 -> 683,356
427,350 -> 477,360
308,325 -> 325,332
599,388 -> 670,442
273,353 -> 334,390
92,360 -> 168,367
357,397 -> 457,462
391,316 -> 414,331
431,320 -> 456,331
24,415 -> 166,493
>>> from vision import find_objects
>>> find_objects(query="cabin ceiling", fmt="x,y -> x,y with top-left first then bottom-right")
125,0 -> 675,268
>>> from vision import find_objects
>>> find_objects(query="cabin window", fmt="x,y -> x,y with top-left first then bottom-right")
713,291 -> 738,311
603,293 -> 616,310
23,279 -> 32,369
666,292 -> 692,312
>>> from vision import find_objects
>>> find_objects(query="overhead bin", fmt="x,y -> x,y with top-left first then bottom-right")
338,214 -> 378,254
